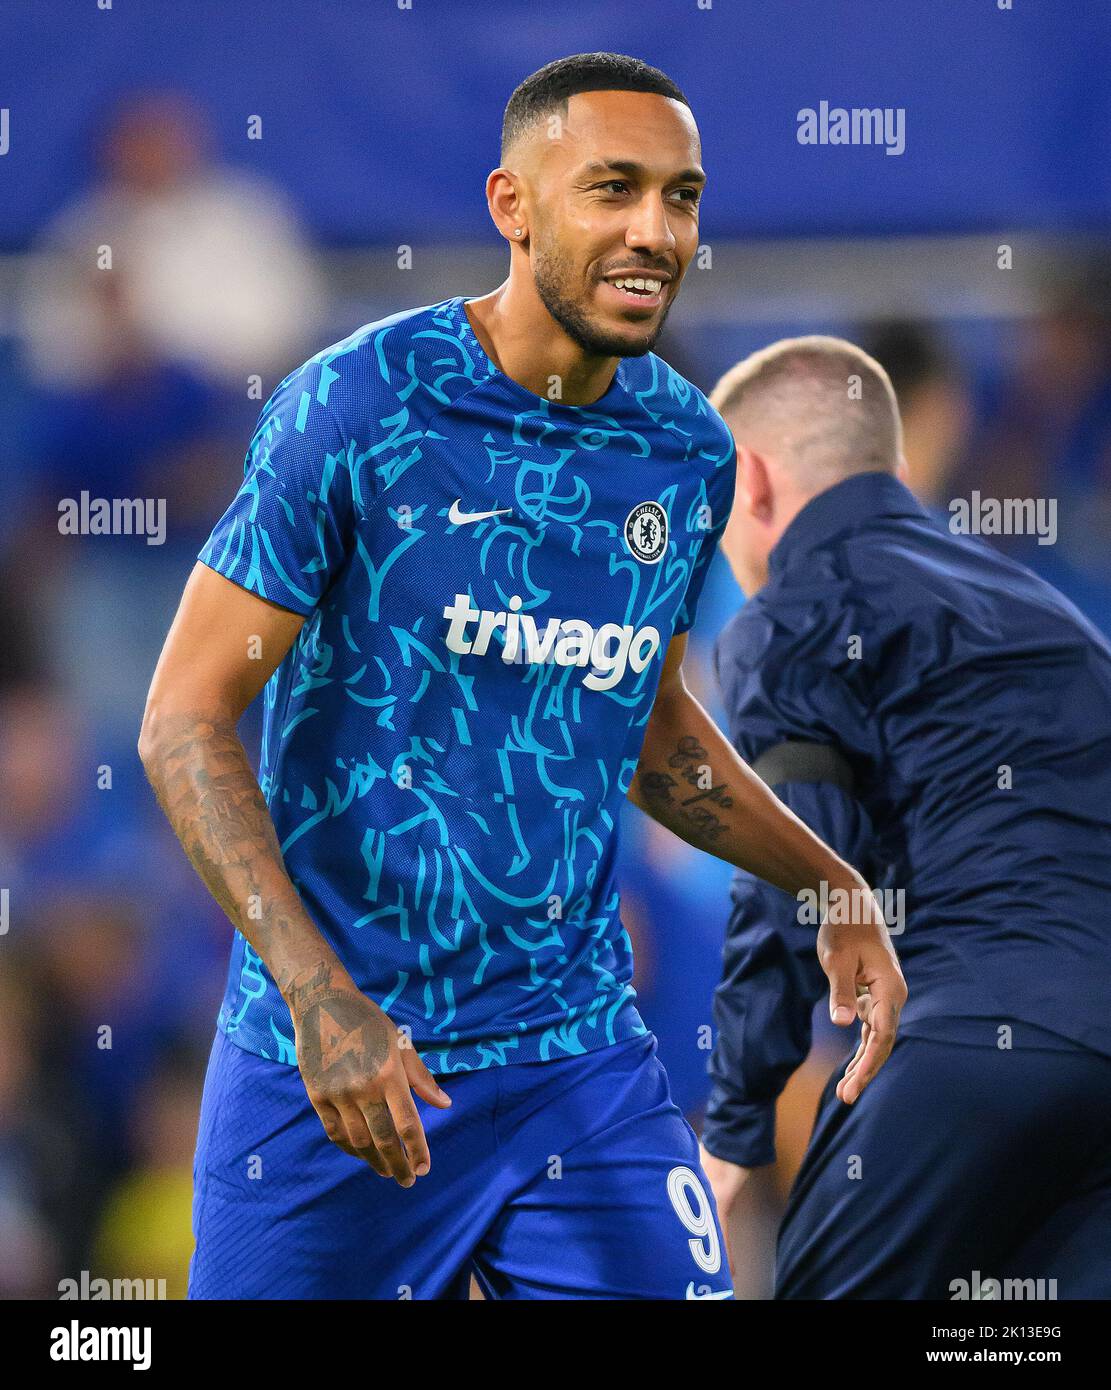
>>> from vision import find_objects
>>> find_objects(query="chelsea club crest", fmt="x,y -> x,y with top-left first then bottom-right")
624,500 -> 668,565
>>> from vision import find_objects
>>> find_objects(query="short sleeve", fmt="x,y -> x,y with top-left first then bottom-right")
673,439 -> 736,634
199,364 -> 356,615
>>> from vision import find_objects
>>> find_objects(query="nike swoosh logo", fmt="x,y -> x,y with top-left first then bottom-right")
685,1282 -> 735,1300
448,500 -> 513,526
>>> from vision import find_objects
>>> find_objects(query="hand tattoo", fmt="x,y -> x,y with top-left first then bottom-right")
295,985 -> 392,1092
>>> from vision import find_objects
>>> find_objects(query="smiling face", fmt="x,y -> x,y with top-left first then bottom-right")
513,89 -> 705,358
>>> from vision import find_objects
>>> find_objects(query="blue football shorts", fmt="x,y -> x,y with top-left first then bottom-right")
189,1028 -> 734,1300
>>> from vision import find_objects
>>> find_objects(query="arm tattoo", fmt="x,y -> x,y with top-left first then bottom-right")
141,712 -> 326,999
636,734 -> 734,847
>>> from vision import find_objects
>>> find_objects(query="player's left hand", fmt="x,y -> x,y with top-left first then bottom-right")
835,989 -> 882,1104
816,889 -> 907,1104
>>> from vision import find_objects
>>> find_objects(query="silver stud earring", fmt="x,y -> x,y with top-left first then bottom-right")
514,228 -> 524,236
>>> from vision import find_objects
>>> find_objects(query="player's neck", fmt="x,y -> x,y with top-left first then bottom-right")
464,280 -> 620,407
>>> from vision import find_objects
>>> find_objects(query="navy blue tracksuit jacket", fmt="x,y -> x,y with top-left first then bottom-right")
703,470 -> 1111,1298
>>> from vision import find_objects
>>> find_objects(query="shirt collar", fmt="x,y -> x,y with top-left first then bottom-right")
768,471 -> 928,577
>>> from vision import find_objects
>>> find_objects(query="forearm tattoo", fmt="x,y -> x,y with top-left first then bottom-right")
636,734 -> 734,846
141,712 -> 320,998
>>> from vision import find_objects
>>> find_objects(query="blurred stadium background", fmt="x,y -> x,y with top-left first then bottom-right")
1,0 -> 1109,1299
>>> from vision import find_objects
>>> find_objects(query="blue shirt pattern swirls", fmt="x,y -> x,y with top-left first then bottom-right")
200,296 -> 735,1073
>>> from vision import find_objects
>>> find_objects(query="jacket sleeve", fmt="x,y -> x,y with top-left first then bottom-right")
701,606 -> 877,1167
702,780 -> 875,1166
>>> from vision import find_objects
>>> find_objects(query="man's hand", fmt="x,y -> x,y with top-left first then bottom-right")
817,890 -> 907,1105
289,963 -> 452,1186
836,990 -> 886,1105
699,1145 -> 751,1280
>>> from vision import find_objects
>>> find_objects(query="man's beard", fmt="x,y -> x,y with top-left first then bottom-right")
532,241 -> 674,359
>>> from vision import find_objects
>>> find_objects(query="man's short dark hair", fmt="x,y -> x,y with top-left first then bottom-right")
501,52 -> 689,160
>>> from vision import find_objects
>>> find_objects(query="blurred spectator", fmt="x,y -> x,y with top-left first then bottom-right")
10,91 -> 331,746
91,1045 -> 204,1301
20,89 -> 324,389
0,682 -> 145,901
0,970 -> 62,1297
970,258 -> 1111,528
0,554 -> 49,692
861,320 -> 972,509
965,259 -> 1111,593
958,261 -> 1111,631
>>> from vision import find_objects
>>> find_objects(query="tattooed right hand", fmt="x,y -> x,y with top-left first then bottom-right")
288,964 -> 452,1185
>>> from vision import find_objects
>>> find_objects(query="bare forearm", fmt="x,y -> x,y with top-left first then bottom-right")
629,688 -> 862,897
139,711 -> 346,1002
